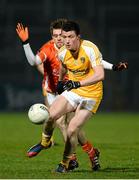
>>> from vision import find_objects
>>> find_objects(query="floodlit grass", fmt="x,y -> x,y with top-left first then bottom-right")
0,112 -> 139,179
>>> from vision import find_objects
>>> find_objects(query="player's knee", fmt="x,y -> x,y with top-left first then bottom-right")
49,114 -> 57,121
67,125 -> 76,138
56,116 -> 67,128
56,122 -> 67,131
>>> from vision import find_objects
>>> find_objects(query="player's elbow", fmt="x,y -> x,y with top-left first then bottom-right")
100,71 -> 105,81
97,69 -> 105,81
30,62 -> 35,66
29,55 -> 42,66
27,58 -> 35,66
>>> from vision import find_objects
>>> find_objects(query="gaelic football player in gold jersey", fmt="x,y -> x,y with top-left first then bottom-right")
42,20 -> 104,172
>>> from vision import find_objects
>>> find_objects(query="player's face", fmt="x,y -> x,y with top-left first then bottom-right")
62,30 -> 80,51
52,29 -> 64,49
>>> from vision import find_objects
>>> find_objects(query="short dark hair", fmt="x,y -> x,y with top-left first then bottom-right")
62,21 -> 80,35
50,18 -> 68,35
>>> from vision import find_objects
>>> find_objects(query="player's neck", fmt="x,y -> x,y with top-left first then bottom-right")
70,40 -> 80,59
54,43 -> 60,50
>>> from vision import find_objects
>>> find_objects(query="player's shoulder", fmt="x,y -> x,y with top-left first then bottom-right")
40,40 -> 54,50
81,40 -> 100,55
58,45 -> 67,55
81,40 -> 98,49
58,46 -> 67,61
59,45 -> 66,53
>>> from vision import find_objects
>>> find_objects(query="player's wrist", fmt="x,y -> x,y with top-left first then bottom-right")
75,81 -> 81,88
22,39 -> 29,45
56,81 -> 65,94
63,80 -> 81,91
112,64 -> 117,71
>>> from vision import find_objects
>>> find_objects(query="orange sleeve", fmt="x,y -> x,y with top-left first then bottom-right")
37,42 -> 52,62
37,51 -> 46,62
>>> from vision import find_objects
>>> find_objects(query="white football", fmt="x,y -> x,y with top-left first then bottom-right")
28,103 -> 50,124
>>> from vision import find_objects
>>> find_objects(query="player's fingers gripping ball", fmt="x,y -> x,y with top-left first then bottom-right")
28,103 -> 50,124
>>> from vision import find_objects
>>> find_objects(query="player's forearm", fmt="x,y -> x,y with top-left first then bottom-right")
23,43 -> 42,66
102,60 -> 113,70
63,67 -> 104,92
36,64 -> 44,75
58,64 -> 67,81
59,70 -> 66,81
80,66 -> 104,87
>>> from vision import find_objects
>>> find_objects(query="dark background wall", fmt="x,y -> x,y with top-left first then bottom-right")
0,0 -> 139,112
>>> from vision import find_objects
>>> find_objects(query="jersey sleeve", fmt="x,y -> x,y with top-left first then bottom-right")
82,40 -> 103,67
37,43 -> 51,63
90,45 -> 103,67
58,47 -> 67,63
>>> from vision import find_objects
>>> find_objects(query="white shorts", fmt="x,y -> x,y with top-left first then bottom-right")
61,91 -> 101,113
47,92 -> 58,105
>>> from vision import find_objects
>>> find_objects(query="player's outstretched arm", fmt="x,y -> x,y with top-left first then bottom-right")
16,22 -> 42,66
102,60 -> 128,71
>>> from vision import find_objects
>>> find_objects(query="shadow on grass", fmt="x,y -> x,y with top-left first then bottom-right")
70,167 -> 139,173
102,167 -> 139,172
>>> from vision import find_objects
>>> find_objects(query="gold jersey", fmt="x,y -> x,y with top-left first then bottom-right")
59,40 -> 103,100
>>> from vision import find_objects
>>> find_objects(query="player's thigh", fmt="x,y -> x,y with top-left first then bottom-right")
56,114 -> 67,128
47,92 -> 57,105
55,112 -> 74,130
66,112 -> 75,125
49,95 -> 74,120
44,93 -> 57,107
68,109 -> 92,134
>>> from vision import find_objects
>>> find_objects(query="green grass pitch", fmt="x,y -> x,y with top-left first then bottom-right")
0,112 -> 139,179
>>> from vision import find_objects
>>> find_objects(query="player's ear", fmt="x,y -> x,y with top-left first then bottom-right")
78,34 -> 81,39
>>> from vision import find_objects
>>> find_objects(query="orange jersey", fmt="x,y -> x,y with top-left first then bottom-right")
37,40 -> 61,93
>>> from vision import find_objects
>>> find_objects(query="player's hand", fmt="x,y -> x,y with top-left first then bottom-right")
112,62 -> 128,71
56,81 -> 65,94
16,23 -> 29,43
63,80 -> 81,91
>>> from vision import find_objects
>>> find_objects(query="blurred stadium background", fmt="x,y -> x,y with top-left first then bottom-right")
0,0 -> 139,112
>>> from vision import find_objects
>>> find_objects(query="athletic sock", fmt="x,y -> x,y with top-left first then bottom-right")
61,158 -> 70,169
82,141 -> 95,158
70,153 -> 77,160
41,133 -> 52,147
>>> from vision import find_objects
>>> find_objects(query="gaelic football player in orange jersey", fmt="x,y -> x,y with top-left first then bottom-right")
16,19 -> 69,142
16,19 -> 128,171
16,19 -> 80,171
